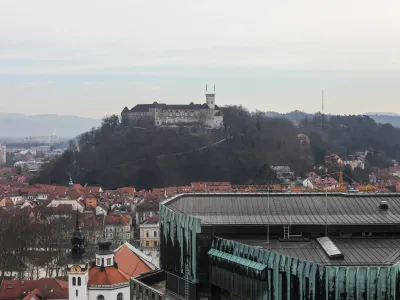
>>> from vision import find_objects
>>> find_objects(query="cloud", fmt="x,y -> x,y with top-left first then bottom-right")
1,0 -> 400,76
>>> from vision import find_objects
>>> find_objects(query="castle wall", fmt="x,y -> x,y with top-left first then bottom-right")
155,108 -> 209,126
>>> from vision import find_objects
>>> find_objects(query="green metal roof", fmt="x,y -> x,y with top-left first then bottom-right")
208,248 -> 267,271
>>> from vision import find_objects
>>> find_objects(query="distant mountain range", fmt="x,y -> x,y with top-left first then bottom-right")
264,111 -> 400,128
0,113 -> 101,139
0,110 -> 399,140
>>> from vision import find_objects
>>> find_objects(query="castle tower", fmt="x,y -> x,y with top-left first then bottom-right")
66,212 -> 89,300
206,84 -> 216,110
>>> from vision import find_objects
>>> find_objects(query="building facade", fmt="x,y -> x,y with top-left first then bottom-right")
104,214 -> 132,248
134,199 -> 159,225
121,89 -> 223,129
139,215 -> 160,248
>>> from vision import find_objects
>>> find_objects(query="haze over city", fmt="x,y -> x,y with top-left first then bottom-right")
1,0 -> 400,118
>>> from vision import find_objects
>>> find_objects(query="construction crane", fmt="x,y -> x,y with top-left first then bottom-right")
337,169 -> 347,192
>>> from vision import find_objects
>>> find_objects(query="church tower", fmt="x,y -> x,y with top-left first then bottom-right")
66,212 -> 89,300
206,84 -> 216,110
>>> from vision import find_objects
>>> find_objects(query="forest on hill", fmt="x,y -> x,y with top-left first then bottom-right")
33,106 -> 400,190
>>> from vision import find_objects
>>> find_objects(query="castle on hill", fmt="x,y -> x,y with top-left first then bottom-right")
121,85 -> 224,129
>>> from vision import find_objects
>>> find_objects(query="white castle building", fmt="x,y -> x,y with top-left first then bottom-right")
121,85 -> 224,129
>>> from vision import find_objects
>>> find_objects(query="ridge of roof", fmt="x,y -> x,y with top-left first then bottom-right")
114,242 -> 157,270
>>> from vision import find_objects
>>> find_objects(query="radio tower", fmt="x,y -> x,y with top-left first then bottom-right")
321,90 -> 324,128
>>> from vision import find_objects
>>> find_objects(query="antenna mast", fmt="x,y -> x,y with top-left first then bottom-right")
322,90 -> 324,115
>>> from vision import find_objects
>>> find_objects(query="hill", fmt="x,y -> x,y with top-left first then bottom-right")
33,107 -> 400,189
363,113 -> 400,128
0,113 -> 101,138
34,107 -> 310,189
266,111 -> 400,128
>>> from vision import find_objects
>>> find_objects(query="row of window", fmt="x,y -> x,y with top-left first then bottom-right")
97,293 -> 123,300
96,258 -> 112,265
168,112 -> 195,117
145,231 -> 158,237
105,227 -> 129,232
143,241 -> 158,247
105,233 -> 130,239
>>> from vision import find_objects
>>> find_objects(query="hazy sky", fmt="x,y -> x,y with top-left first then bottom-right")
1,0 -> 400,118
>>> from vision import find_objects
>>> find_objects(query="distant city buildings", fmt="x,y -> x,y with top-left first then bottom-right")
0,145 -> 6,166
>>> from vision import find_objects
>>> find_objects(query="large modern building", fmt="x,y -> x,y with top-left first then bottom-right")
121,87 -> 223,129
132,193 -> 400,300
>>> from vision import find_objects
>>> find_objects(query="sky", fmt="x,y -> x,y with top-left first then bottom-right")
1,0 -> 400,118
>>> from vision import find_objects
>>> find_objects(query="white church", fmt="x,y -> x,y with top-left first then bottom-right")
66,220 -> 130,300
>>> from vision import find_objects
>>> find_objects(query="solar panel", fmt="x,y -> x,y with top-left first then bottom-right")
316,237 -> 344,259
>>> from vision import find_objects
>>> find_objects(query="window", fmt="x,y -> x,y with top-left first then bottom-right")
102,258 -> 104,266
96,258 -> 100,265
107,258 -> 111,265
154,241 -> 158,247
146,241 -> 149,247
146,231 -> 149,238
72,277 -> 76,286
97,296 -> 105,300
117,293 -> 123,300
154,231 -> 157,237
78,277 -> 81,286
76,290 -> 78,297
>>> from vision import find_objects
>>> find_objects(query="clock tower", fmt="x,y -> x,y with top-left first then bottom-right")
66,212 -> 90,300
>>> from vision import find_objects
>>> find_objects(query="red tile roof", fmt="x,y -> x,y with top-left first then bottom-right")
85,186 -> 103,194
134,190 -> 148,198
145,215 -> 159,224
206,182 -> 232,192
72,184 -> 84,190
22,288 -> 41,300
53,186 -> 68,196
117,187 -> 135,194
0,278 -> 68,300
135,200 -> 159,212
149,188 -> 165,197
114,244 -> 153,277
88,266 -> 130,286
191,182 -> 207,191
105,215 -> 130,226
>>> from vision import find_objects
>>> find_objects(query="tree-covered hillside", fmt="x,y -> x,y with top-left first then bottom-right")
299,114 -> 400,168
34,106 -> 310,190
33,107 -> 400,189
